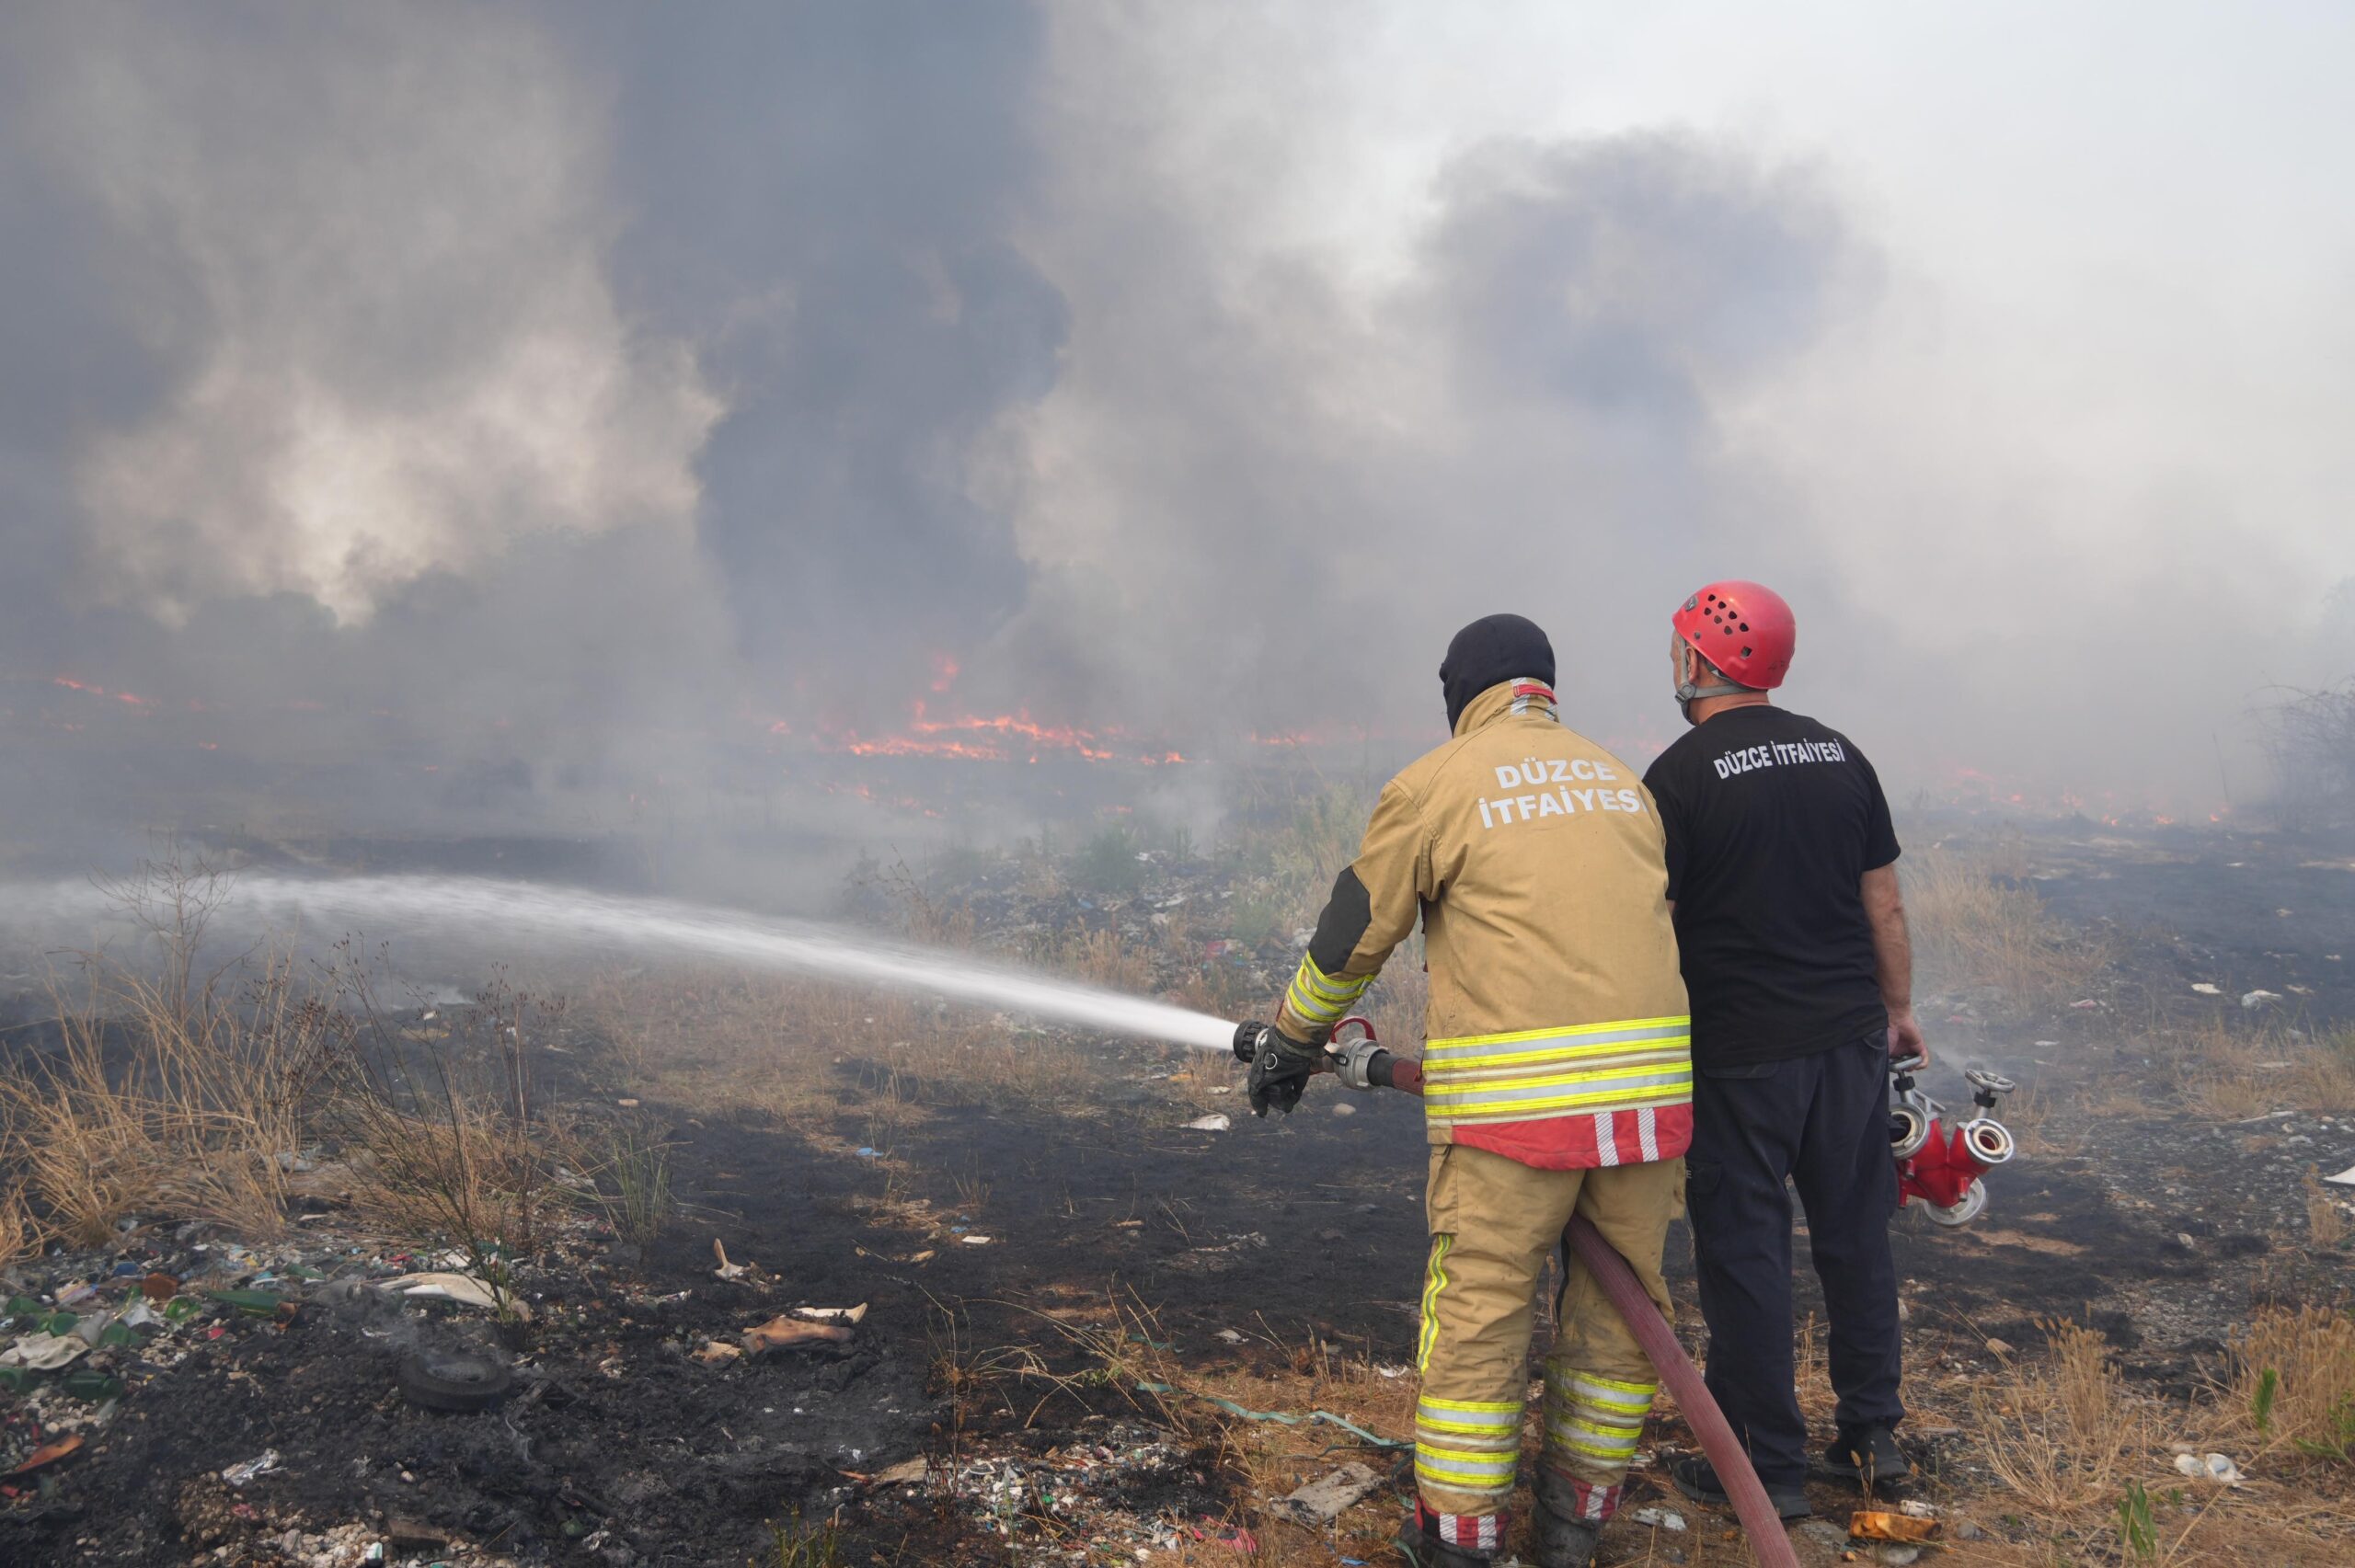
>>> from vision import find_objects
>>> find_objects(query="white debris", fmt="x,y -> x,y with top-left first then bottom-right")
2324,1165 -> 2355,1187
222,1448 -> 282,1487
1270,1461 -> 1385,1527
2175,1452 -> 2246,1486
0,1333 -> 89,1370
386,1272 -> 532,1320
1181,1115 -> 1232,1132
1330,1102 -> 1356,1116
1215,1328 -> 1248,1344
712,1239 -> 750,1281
2190,983 -> 2223,996
2241,990 -> 2283,1009
1630,1506 -> 1687,1531
960,1234 -> 993,1245
793,1304 -> 868,1324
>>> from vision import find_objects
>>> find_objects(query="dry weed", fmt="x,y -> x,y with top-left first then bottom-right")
1904,847 -> 2108,1010
0,1185 -> 41,1268
2306,1167 -> 2350,1249
2230,1306 -> 2355,1460
1968,1320 -> 2143,1514
0,953 -> 339,1244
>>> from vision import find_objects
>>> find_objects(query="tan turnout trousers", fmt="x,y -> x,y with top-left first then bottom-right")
1413,1143 -> 1680,1548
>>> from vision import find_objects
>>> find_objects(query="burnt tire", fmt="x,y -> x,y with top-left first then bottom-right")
397,1349 -> 513,1413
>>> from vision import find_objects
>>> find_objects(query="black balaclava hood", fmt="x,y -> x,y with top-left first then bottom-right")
1440,613 -> 1556,732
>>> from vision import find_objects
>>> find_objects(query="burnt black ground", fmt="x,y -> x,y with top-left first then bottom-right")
6,818 -> 2355,1564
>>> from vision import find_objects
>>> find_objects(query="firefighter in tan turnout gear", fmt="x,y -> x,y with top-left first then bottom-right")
1250,614 -> 1691,1568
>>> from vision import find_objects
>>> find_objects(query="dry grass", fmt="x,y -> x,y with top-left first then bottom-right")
2306,1168 -> 2351,1249
1904,846 -> 2108,1010
0,1184 -> 40,1268
1969,1321 -> 2147,1516
2168,1016 -> 2355,1122
2230,1307 -> 2355,1461
0,954 -> 339,1244
327,979 -> 575,1309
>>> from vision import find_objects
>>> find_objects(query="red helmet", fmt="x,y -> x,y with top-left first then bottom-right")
1672,580 -> 1795,690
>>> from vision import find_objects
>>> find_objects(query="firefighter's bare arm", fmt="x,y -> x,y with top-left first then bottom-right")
1861,864 -> 1924,1065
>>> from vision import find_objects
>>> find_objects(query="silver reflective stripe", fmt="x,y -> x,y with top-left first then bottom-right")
1423,1070 -> 1694,1109
1424,1023 -> 1690,1064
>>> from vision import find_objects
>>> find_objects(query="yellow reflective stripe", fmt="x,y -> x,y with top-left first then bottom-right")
1414,1459 -> 1516,1490
1548,1374 -> 1656,1413
1426,1090 -> 1690,1124
1418,1395 -> 1523,1415
1284,956 -> 1373,1024
1545,1420 -> 1641,1458
1426,1016 -> 1693,1052
1291,955 -> 1367,1001
1424,1062 -> 1690,1099
1414,1442 -> 1520,1469
1416,1236 -> 1452,1371
1416,1414 -> 1519,1437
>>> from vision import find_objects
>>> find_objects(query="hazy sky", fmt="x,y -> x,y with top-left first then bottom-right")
3,1 -> 2349,847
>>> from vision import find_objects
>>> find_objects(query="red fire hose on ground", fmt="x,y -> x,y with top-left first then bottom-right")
1240,1017 -> 1803,1568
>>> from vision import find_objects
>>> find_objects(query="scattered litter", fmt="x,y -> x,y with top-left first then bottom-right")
1373,1363 -> 1414,1379
2325,1165 -> 2355,1187
6,1434 -> 85,1477
855,1147 -> 881,1159
867,1455 -> 929,1488
960,1234 -> 993,1245
1330,1102 -> 1355,1117
2033,1039 -> 2059,1047
1630,1505 -> 1686,1531
1208,1085 -> 1234,1095
2190,983 -> 2222,996
792,1304 -> 868,1324
2069,999 -> 2102,1009
1269,1461 -> 1384,1527
712,1239 -> 750,1281
742,1314 -> 853,1353
387,1272 -> 532,1320
2241,990 -> 2283,1009
2,1333 -> 90,1370
141,1273 -> 180,1301
1899,1500 -> 1939,1519
1181,1115 -> 1232,1132
1214,1328 -> 1247,1345
221,1448 -> 282,1488
693,1339 -> 743,1366
1134,1380 -> 1409,1448
1850,1508 -> 1939,1541
2174,1452 -> 2246,1486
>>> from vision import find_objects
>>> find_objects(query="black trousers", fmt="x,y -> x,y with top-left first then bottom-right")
1685,1034 -> 1903,1488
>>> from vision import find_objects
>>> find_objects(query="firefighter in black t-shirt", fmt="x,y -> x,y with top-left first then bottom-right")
1640,580 -> 1924,1521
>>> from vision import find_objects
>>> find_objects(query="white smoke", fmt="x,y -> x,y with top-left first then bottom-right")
35,6 -> 720,625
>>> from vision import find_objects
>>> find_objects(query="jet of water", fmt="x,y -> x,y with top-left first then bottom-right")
3,873 -> 1242,1053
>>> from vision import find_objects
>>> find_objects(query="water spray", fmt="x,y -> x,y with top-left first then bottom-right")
4,873 -> 1241,1054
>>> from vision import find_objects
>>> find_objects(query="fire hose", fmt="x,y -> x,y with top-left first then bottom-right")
1233,1015 -> 1800,1565
1230,1015 -> 2014,1562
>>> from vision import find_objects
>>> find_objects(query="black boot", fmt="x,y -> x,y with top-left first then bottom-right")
1824,1425 -> 1912,1491
1395,1503 -> 1498,1567
1670,1455 -> 1812,1521
1528,1469 -> 1601,1568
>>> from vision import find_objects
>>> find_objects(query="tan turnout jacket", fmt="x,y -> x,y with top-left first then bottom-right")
1276,677 -> 1692,1169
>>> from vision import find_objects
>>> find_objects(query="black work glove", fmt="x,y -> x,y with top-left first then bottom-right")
1242,1024 -> 1323,1117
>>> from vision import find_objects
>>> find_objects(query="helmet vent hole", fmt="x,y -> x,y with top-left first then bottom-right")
1741,646 -> 1752,658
